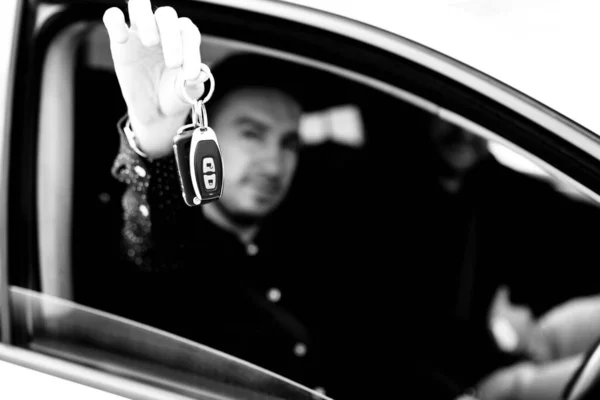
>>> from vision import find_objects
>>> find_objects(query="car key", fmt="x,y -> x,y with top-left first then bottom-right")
173,65 -> 224,206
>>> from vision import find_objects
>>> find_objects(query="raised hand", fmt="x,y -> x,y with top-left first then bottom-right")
103,0 -> 207,158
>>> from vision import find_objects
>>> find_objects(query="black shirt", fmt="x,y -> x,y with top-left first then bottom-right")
83,115 -> 356,395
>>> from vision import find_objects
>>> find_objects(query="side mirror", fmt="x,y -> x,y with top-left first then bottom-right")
563,339 -> 600,400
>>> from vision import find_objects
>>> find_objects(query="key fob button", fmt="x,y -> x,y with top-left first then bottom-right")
204,174 -> 217,190
203,157 -> 216,173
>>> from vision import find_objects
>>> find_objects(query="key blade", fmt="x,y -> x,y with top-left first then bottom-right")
173,127 -> 199,206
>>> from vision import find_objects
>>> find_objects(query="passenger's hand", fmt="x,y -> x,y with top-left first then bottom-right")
103,0 -> 207,158
488,286 -> 551,362
537,294 -> 600,360
476,354 -> 584,400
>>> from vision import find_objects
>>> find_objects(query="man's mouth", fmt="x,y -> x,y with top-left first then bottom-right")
248,178 -> 282,197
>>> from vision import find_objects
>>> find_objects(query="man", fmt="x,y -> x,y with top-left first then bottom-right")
100,0 -> 338,394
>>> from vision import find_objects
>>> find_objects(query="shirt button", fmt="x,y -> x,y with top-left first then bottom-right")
98,192 -> 111,204
293,342 -> 307,357
267,288 -> 281,303
139,204 -> 150,217
247,243 -> 259,256
134,165 -> 147,178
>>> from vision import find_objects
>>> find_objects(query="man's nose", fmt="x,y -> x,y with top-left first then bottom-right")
259,145 -> 285,175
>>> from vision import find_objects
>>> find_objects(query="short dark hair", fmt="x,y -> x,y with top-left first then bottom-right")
204,52 -> 314,113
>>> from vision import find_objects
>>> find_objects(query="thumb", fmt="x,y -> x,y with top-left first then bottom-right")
158,69 -> 208,117
161,68 -> 210,117
174,69 -> 210,106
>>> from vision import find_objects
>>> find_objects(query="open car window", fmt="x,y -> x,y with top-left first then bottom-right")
10,286 -> 328,400
8,1 -> 600,399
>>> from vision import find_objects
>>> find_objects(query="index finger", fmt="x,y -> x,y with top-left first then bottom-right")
128,0 -> 159,46
103,7 -> 129,44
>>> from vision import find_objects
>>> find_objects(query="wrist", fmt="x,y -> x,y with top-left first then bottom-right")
128,112 -> 190,159
525,327 -> 553,363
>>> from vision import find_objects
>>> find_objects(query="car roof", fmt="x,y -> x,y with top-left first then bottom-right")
281,0 -> 600,135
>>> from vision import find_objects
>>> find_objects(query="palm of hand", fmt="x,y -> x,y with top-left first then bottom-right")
112,32 -> 187,126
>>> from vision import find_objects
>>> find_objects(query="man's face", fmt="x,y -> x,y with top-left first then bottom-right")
211,87 -> 302,219
430,118 -> 490,173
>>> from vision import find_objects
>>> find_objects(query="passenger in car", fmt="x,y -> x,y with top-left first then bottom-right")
421,117 -> 600,399
409,117 -> 530,385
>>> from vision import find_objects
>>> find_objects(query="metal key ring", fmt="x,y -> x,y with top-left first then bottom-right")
191,100 -> 209,128
179,63 -> 215,105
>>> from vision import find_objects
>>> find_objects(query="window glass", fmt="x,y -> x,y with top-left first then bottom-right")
17,9 -> 600,400
10,286 -> 328,400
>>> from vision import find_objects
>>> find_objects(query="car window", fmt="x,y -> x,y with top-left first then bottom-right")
10,2 -> 600,399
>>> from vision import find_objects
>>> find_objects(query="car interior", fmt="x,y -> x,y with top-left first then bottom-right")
7,1 -> 600,399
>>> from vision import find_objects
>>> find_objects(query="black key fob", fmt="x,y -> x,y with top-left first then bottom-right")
189,126 -> 223,205
174,125 -> 223,206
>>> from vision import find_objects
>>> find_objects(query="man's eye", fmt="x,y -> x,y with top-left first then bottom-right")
283,136 -> 301,152
241,129 -> 262,140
